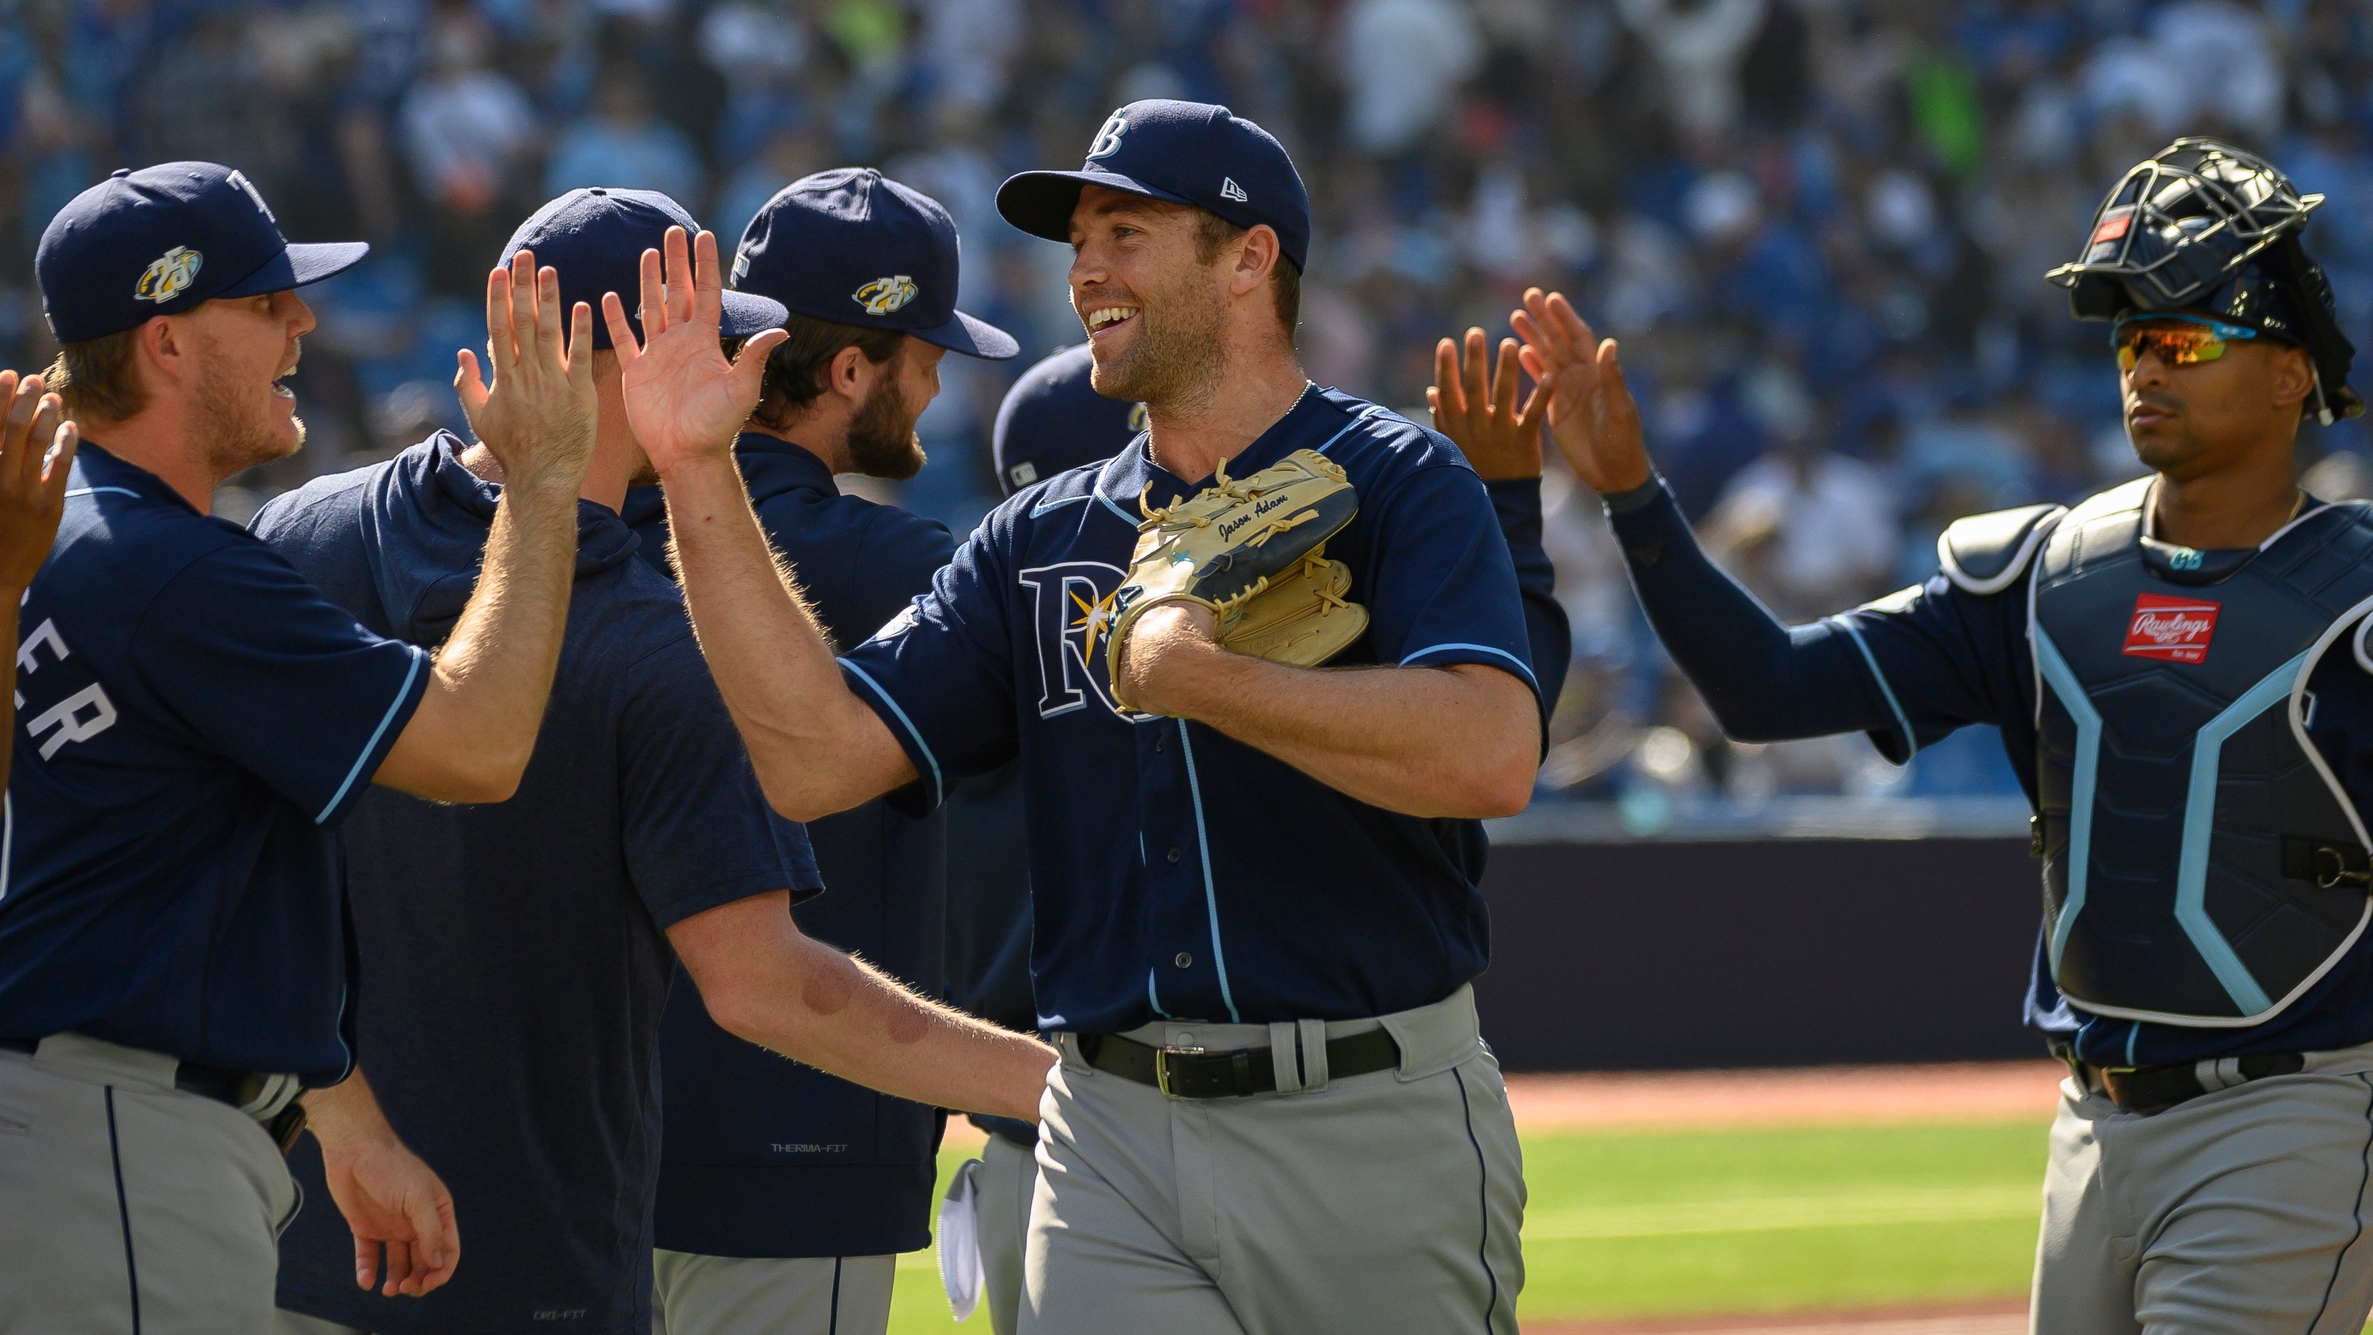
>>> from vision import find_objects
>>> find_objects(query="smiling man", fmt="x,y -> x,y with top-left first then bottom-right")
1522,138 -> 2373,1333
623,100 -> 1543,1334
0,160 -> 601,1330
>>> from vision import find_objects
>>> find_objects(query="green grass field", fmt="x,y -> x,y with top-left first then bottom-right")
879,1118 -> 2051,1332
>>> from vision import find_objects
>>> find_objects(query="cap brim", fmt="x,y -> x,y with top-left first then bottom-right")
720,290 -> 789,339
915,309 -> 1020,361
217,241 -> 372,298
996,169 -> 1199,243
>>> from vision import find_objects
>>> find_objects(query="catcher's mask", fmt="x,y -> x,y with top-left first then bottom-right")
2047,137 -> 2363,424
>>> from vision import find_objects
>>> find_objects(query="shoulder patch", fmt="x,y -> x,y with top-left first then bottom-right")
1938,503 -> 2067,595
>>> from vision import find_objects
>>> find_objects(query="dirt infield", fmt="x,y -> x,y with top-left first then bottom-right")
1528,1297 -> 2028,1335
1504,1060 -> 2068,1133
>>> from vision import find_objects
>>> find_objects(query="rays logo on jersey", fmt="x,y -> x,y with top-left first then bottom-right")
853,275 -> 919,316
1018,560 -> 1146,720
134,246 -> 202,304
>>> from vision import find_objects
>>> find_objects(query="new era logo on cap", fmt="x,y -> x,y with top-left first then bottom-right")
1220,177 -> 1248,202
2124,593 -> 2219,663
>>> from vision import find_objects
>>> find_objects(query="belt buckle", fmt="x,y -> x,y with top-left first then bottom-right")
1153,1045 -> 1202,1098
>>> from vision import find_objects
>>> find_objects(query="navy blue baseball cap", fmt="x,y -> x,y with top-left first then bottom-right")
992,343 -> 1144,496
996,100 -> 1311,272
36,162 -> 370,344
732,168 -> 1018,360
501,188 -> 786,352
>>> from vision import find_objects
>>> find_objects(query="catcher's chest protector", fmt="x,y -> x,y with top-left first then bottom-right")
2033,477 -> 2373,1026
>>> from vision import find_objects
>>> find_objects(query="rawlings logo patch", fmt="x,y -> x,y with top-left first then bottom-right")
852,275 -> 918,315
135,246 -> 202,303
2124,593 -> 2219,664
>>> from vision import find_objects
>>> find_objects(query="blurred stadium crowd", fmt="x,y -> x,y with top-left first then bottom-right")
4,0 -> 2372,807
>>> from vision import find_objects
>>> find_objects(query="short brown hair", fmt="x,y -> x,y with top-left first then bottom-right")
747,313 -> 906,432
45,327 -> 147,424
1194,211 -> 1301,345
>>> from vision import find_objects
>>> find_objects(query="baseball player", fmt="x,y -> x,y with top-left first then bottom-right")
621,99 -> 1545,1334
0,370 -> 79,790
254,188 -> 1051,1335
619,168 -> 1019,1335
1522,138 -> 2373,1332
932,329 -> 1577,1333
0,161 -> 598,1330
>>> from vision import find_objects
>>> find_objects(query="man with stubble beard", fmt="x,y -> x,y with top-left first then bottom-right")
0,161 -> 600,1330
621,100 -> 1545,1335
622,169 -> 1020,1335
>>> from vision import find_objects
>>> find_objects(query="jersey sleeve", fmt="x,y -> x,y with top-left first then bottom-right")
1486,476 -> 1572,738
1607,476 -> 2029,763
835,522 -> 1021,813
134,541 -> 429,826
618,633 -> 825,927
1364,463 -> 1542,702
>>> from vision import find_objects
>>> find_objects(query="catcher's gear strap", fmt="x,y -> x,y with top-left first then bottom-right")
1939,503 -> 2067,596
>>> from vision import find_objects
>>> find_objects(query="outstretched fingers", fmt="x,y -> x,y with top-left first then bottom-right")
691,228 -> 725,331
1430,338 -> 1461,421
601,291 -> 640,361
566,301 -> 595,385
639,244 -> 669,345
662,227 -> 695,329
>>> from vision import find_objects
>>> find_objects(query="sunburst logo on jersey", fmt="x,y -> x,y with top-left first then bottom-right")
134,247 -> 202,304
852,275 -> 919,316
1070,585 -> 1119,664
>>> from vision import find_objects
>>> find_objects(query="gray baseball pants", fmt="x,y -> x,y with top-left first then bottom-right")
650,1250 -> 894,1335
2035,1040 -> 2373,1334
0,1033 -> 302,1334
1021,984 -> 1524,1335
975,1132 -> 1037,1335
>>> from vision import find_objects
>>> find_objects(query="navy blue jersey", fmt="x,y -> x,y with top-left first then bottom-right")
259,437 -> 818,1335
839,386 -> 1540,1031
1609,478 -> 2373,1068
0,443 -> 427,1081
625,434 -> 954,1260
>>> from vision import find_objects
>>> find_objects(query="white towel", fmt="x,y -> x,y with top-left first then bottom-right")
938,1157 -> 988,1321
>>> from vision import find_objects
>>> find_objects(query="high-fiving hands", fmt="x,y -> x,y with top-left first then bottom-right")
1429,327 -> 1548,482
455,249 -> 598,495
603,227 -> 786,478
1508,287 -> 1653,496
0,371 -> 77,594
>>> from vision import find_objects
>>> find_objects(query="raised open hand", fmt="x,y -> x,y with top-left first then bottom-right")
603,227 -> 787,479
1428,327 -> 1548,482
1510,288 -> 1652,496
456,248 -> 597,494
0,371 -> 77,593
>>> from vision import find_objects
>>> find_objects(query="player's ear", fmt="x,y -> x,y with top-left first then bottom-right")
2270,343 -> 2315,415
1230,225 -> 1278,300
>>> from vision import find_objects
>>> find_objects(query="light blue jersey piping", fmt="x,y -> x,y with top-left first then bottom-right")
837,658 -> 944,802
1175,721 -> 1241,1023
315,649 -> 425,823
1400,642 -> 1539,692
64,487 -> 140,500
1833,617 -> 1917,759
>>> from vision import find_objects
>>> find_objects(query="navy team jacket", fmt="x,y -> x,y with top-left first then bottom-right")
626,434 -> 954,1259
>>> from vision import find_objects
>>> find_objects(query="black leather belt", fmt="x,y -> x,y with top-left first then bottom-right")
1080,1028 -> 1401,1099
1,1036 -> 307,1153
2052,1037 -> 2307,1116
